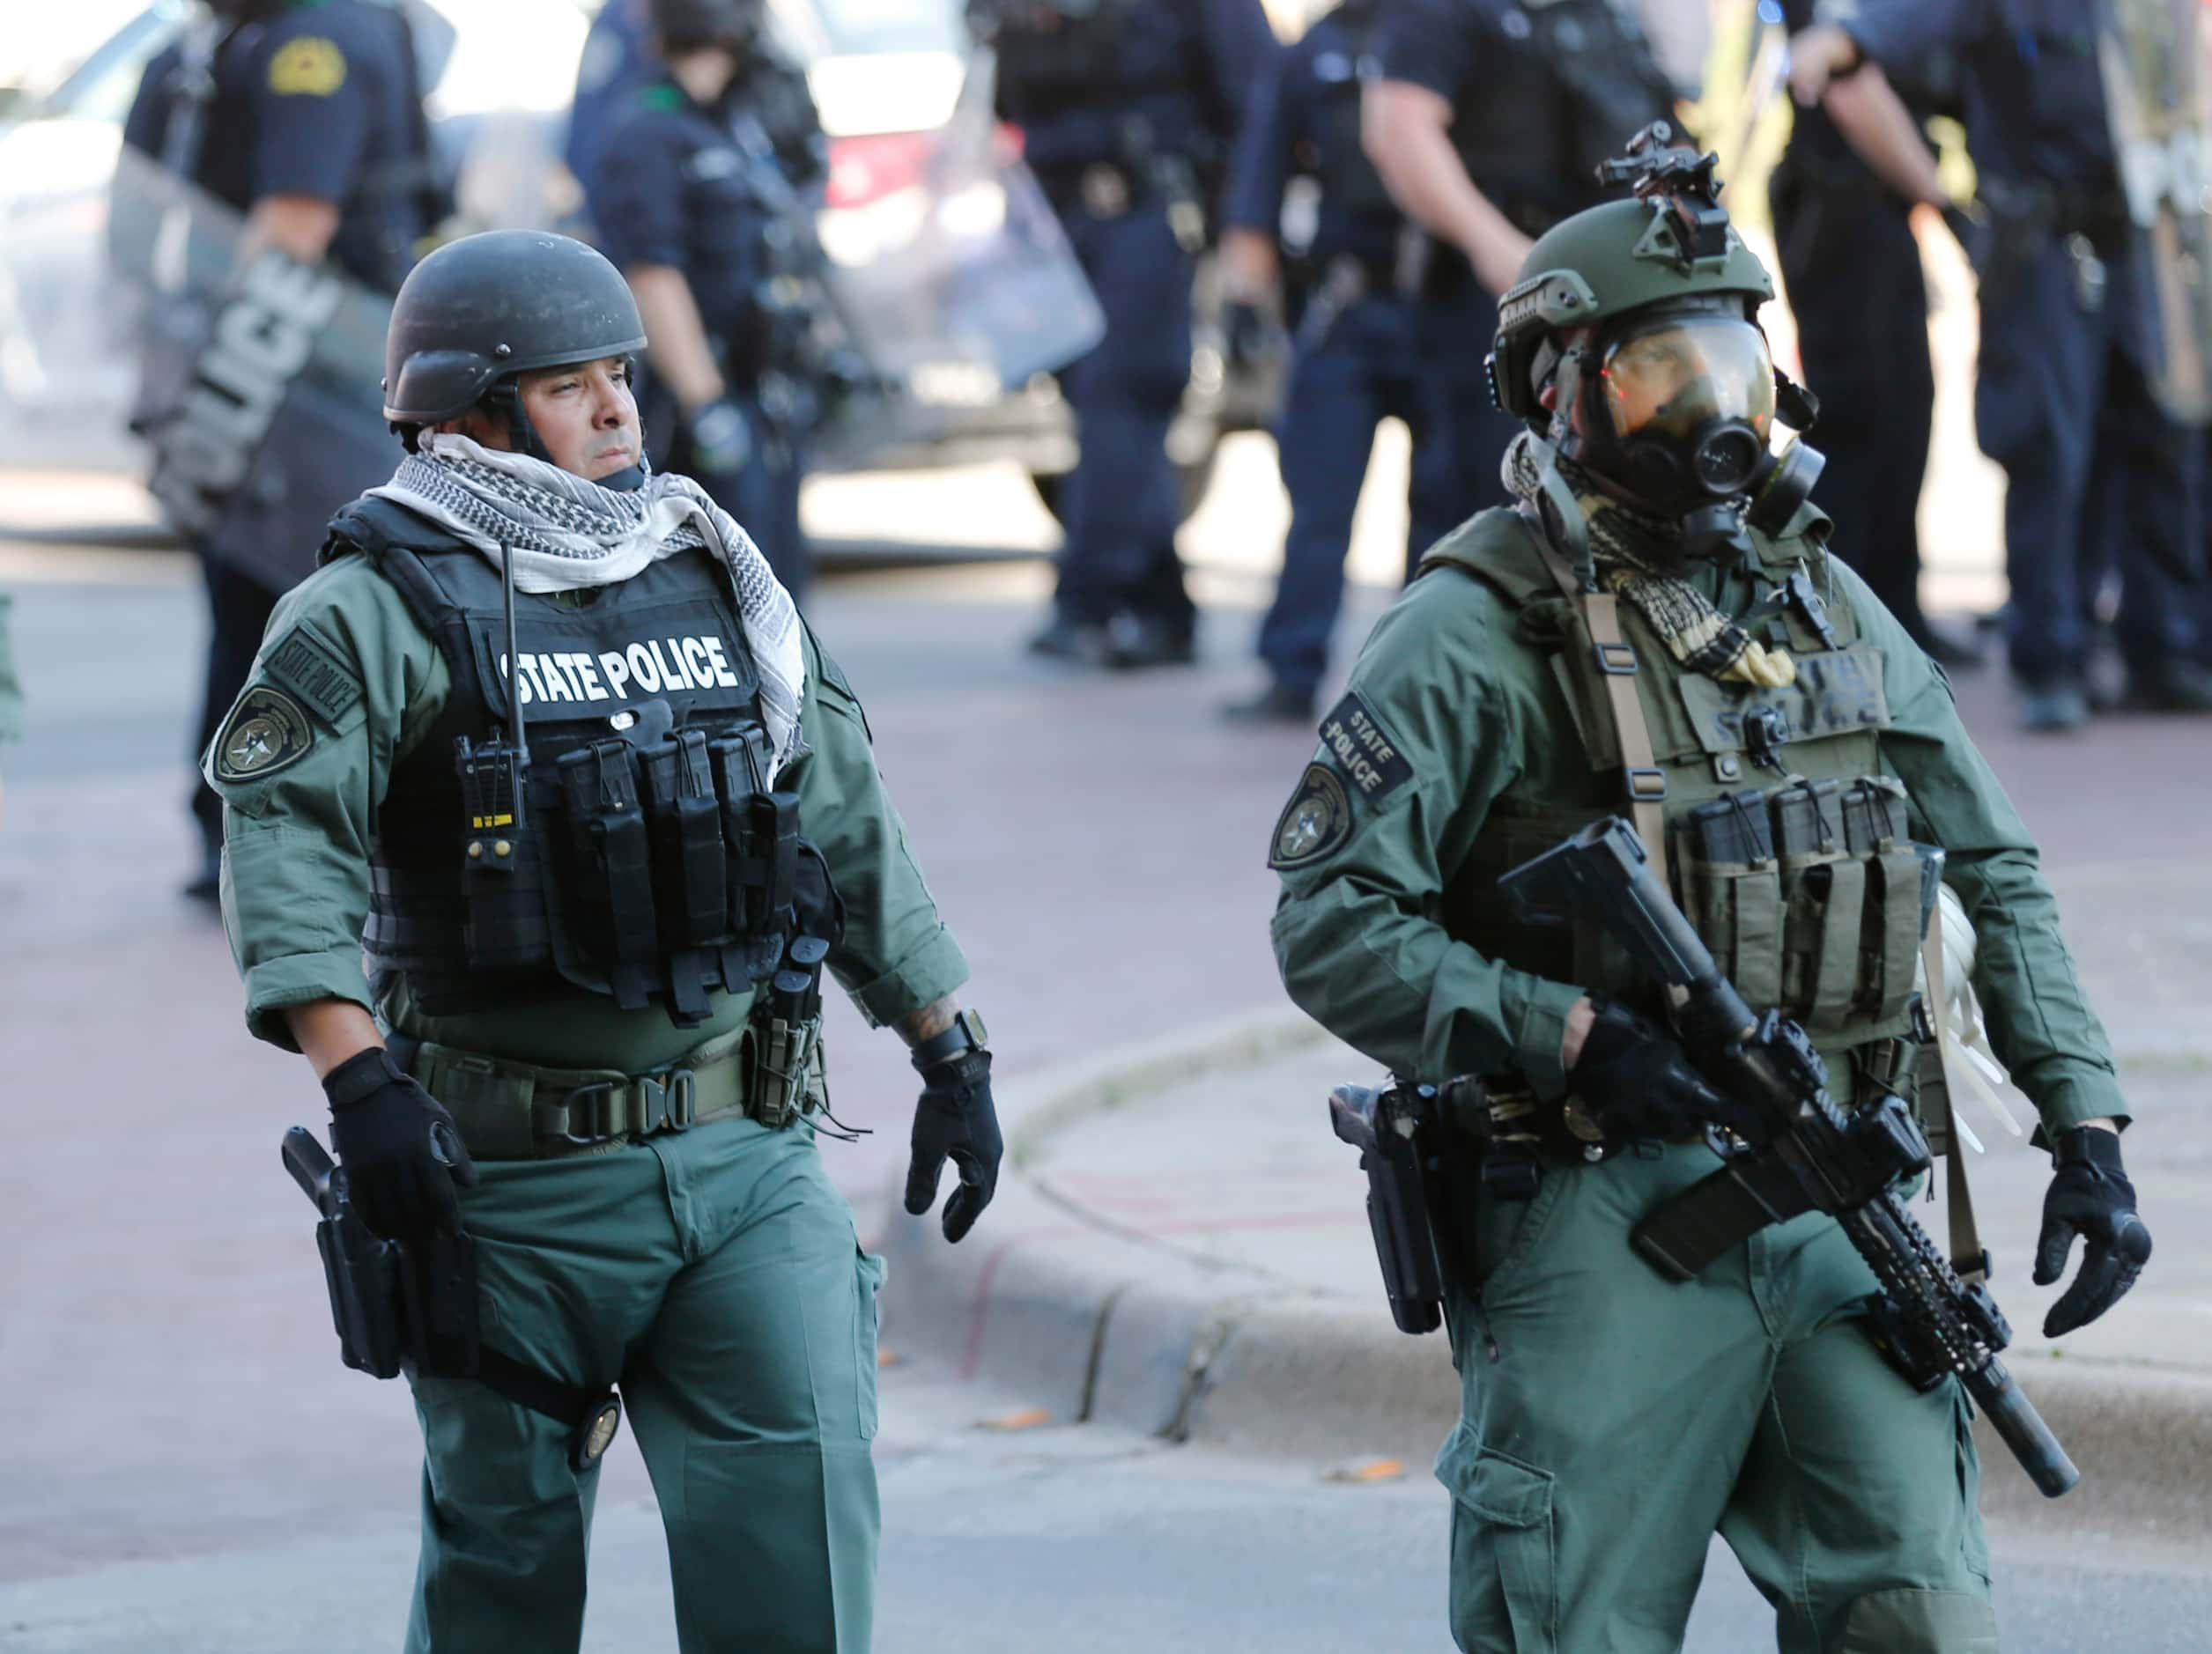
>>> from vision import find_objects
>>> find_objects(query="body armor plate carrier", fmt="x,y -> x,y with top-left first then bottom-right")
329,498 -> 811,1028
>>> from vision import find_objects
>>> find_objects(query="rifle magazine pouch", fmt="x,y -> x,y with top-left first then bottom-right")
557,740 -> 661,1009
640,730 -> 731,952
1770,779 -> 1863,1030
1675,792 -> 1784,1012
1869,846 -> 1928,1024
749,1014 -> 825,1129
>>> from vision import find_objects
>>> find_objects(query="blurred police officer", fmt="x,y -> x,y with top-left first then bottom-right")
1770,4 -> 1980,669
122,0 -> 437,900
1217,0 -> 1461,722
566,0 -> 656,196
588,0 -> 828,598
206,230 -> 1000,1652
975,0 -> 1280,668
1362,0 -> 1679,528
1794,3 -> 2212,730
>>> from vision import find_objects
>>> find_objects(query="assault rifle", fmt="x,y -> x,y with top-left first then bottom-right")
1498,818 -> 2079,1499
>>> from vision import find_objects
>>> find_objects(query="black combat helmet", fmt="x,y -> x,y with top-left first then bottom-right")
649,0 -> 765,52
382,231 -> 647,436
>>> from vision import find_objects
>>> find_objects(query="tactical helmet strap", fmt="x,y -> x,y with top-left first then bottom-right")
1537,349 -> 1596,582
483,381 -> 553,465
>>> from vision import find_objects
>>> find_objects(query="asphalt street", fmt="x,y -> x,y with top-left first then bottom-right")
4,1357 -> 2212,1654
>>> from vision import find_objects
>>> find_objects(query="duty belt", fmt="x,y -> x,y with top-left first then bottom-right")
387,1023 -> 816,1161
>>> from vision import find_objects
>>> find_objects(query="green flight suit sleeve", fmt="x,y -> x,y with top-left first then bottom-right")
790,623 -> 970,1027
1269,570 -> 1586,1095
203,557 -> 449,1051
1836,562 -> 2127,1131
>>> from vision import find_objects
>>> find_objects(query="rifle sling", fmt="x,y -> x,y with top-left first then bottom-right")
1918,924 -> 1988,1285
1527,527 -> 1667,870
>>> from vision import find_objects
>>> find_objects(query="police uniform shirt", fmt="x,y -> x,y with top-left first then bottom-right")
566,0 -> 657,193
1221,2 -> 1401,271
591,75 -> 798,348
1840,0 -> 2114,192
1779,0 -> 1944,183
121,0 -> 429,292
994,0 -> 1281,182
1375,0 -> 1671,234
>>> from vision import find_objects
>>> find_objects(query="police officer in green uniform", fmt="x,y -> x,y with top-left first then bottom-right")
205,230 -> 1001,1653
1269,134 -> 2151,1652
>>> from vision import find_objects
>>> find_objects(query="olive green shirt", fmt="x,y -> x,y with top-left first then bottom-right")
206,554 -> 969,1071
1269,544 -> 2127,1134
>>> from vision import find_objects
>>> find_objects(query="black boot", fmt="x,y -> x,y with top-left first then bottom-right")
1222,682 -> 1316,725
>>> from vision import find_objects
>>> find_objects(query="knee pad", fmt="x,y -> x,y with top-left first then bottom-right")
1838,1585 -> 1998,1654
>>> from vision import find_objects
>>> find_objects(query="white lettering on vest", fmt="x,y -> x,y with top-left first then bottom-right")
626,642 -> 662,693
599,650 -> 632,698
702,637 -> 740,689
651,639 -> 690,691
570,653 -> 607,700
680,637 -> 714,687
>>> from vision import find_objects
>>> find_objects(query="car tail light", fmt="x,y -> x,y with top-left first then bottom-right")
825,131 -> 934,210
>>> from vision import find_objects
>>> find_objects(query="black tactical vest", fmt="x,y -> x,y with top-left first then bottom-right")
1310,7 -> 1398,224
986,0 -> 1187,122
1453,0 -> 1679,235
326,498 -> 802,1027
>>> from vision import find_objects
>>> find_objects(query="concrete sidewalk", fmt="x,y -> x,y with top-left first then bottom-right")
879,857 -> 2212,1555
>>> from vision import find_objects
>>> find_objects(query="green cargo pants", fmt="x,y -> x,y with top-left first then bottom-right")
404,1114 -> 884,1654
1440,1140 -> 1997,1654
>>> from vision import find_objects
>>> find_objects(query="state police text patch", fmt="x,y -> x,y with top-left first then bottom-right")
1317,691 -> 1414,802
213,685 -> 314,783
262,624 -> 362,728
1269,763 -> 1353,870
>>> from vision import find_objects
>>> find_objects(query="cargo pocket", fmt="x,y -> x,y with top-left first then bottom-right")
1779,855 -> 1867,1032
1438,1425 -> 1558,1654
854,1247 -> 885,1441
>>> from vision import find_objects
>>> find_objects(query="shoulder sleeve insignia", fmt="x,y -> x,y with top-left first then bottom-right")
213,684 -> 315,784
1316,690 -> 1416,802
267,37 -> 348,97
1269,762 -> 1354,871
261,624 -> 363,729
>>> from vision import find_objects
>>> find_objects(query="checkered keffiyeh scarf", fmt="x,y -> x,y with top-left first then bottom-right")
371,432 -> 806,779
1504,432 -> 1795,690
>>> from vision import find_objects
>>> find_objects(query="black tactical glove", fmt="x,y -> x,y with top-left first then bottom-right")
2033,1126 -> 2152,1338
687,396 -> 752,476
904,1050 -> 1002,1244
1569,1000 -> 1763,1143
323,1046 -> 478,1246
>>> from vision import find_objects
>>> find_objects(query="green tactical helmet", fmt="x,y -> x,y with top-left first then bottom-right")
1487,128 -> 1776,428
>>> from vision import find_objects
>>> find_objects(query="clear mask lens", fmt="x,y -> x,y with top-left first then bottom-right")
1598,317 -> 1776,447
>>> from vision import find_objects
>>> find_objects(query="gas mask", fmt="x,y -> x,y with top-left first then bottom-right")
1565,304 -> 1824,563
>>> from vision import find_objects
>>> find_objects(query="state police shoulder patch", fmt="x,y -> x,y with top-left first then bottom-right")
213,684 -> 314,784
1269,763 -> 1353,870
1316,691 -> 1414,804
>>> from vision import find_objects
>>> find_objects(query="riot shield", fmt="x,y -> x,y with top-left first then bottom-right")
805,46 -> 1106,463
2098,0 -> 2212,427
109,146 -> 397,590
